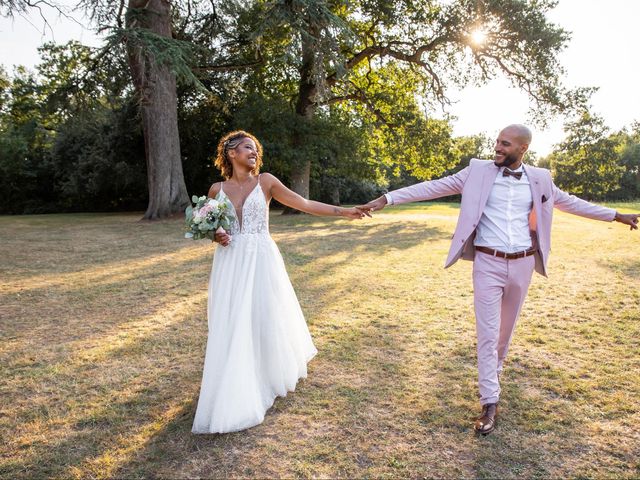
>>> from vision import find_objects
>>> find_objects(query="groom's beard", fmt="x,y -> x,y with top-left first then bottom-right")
494,153 -> 520,168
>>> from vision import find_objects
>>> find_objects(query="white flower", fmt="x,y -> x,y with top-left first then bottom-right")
207,199 -> 219,208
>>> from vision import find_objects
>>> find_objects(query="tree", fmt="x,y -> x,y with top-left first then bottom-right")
0,65 -> 56,212
1,1 -> 213,219
445,133 -> 494,175
550,110 -> 624,200
0,42 -> 148,214
120,0 -> 189,219
244,0 -> 586,211
610,123 -> 640,200
2,0 -> 590,216
231,93 -> 378,204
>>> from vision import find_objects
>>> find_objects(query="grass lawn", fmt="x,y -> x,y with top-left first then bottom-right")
1,201 -> 639,479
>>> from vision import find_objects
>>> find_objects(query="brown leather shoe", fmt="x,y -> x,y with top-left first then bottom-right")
474,403 -> 498,435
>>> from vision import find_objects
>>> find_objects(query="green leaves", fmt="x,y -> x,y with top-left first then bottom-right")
105,27 -> 208,92
184,194 -> 236,240
548,109 -> 626,200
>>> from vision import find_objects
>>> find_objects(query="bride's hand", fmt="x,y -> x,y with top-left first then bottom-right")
357,195 -> 387,213
214,228 -> 231,246
341,207 -> 370,220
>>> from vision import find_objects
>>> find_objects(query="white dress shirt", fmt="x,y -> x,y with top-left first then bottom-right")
474,165 -> 533,253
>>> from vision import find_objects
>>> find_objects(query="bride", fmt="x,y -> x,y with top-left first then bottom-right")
192,130 -> 366,434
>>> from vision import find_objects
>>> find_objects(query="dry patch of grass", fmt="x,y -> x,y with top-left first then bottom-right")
1,202 -> 639,479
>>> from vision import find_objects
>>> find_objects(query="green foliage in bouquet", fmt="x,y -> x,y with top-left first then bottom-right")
185,194 -> 235,240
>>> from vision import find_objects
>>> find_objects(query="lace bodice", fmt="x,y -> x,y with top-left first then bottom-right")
221,180 -> 269,236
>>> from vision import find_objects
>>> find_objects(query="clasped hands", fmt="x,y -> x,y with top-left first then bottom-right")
338,195 -> 388,219
356,195 -> 388,215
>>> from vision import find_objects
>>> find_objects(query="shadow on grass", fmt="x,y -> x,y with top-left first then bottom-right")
104,315 -> 419,477
599,258 -> 640,279
275,220 -> 451,314
5,294 -> 591,478
3,315 -> 207,479
466,355 -> 592,479
0,214 -> 187,272
3,394 -> 203,479
274,218 -> 450,248
22,274 -> 432,478
0,252 -> 212,353
4,208 -> 636,478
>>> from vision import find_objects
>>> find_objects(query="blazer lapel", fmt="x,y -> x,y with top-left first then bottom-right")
476,163 -> 500,219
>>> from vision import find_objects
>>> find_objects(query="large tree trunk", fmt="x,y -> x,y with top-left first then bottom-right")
329,181 -> 340,205
283,26 -> 317,214
126,0 -> 189,220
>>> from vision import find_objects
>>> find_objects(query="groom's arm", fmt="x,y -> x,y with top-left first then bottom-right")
385,166 -> 470,206
552,181 -> 639,229
358,167 -> 470,212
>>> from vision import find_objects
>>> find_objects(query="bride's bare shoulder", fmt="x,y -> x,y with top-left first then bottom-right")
259,173 -> 281,186
208,182 -> 223,198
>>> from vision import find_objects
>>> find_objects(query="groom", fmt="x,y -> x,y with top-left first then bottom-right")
358,124 -> 639,435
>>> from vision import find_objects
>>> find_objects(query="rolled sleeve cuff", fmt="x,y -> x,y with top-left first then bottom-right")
384,193 -> 394,205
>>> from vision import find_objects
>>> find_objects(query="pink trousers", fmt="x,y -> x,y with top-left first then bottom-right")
472,251 -> 535,405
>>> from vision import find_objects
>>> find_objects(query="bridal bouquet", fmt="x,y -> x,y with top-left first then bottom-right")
185,194 -> 235,241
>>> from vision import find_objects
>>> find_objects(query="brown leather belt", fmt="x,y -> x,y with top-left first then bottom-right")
475,246 -> 537,259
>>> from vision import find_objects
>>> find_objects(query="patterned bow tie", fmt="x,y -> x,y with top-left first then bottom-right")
502,169 -> 522,180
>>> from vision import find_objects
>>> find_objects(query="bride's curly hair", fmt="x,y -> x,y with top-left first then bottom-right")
214,130 -> 264,179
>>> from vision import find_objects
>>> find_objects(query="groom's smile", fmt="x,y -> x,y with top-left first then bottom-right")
493,126 -> 530,168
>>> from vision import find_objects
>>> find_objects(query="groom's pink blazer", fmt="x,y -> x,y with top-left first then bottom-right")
387,159 -> 616,277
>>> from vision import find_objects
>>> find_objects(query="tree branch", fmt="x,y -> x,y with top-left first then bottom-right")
116,0 -> 125,29
345,79 -> 394,127
325,37 -> 451,103
325,93 -> 360,105
194,53 -> 264,72
481,52 -> 542,103
1,0 -> 84,36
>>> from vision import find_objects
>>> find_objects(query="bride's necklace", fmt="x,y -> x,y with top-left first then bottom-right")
233,174 -> 253,193
230,174 -> 254,215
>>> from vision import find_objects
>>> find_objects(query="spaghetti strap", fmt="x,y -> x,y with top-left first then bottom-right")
257,174 -> 261,184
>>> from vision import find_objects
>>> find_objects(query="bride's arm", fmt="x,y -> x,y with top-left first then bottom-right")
263,173 -> 365,219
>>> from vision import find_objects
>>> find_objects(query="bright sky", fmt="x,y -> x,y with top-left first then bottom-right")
448,0 -> 640,156
1,0 -> 639,157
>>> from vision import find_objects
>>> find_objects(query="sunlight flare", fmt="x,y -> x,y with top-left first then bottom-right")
470,28 -> 488,46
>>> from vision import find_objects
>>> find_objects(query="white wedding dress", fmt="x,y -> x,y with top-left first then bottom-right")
192,177 -> 317,434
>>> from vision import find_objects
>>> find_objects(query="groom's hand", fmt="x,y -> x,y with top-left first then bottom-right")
614,211 -> 639,230
357,195 -> 388,214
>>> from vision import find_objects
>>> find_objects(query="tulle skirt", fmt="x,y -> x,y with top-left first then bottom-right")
192,232 -> 317,434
